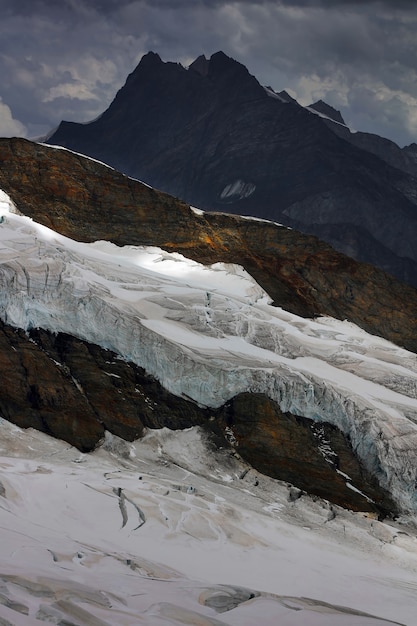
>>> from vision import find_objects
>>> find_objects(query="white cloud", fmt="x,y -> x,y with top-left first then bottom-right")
345,80 -> 417,145
289,73 -> 350,108
43,82 -> 98,103
0,98 -> 27,137
41,56 -> 121,107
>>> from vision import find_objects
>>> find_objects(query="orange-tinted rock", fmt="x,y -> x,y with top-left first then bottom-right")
214,393 -> 396,515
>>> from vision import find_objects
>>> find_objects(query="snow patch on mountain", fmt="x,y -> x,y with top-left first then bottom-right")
0,193 -> 417,513
220,179 -> 256,201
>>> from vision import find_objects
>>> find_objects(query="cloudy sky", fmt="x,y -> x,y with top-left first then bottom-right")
1,0 -> 417,147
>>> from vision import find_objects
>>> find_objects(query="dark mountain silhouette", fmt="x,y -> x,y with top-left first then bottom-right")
47,51 -> 417,288
307,99 -> 347,125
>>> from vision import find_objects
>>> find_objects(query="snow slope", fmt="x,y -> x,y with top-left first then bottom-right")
1,419 -> 417,626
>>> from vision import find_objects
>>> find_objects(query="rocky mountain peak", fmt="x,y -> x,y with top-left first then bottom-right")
139,50 -> 163,66
189,54 -> 209,76
187,50 -> 267,103
207,50 -> 263,89
308,99 -> 346,125
125,50 -> 164,83
277,89 -> 298,103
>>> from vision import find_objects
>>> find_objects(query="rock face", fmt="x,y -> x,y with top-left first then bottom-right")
46,51 -> 417,287
3,326 -> 209,450
308,99 -> 346,125
0,322 -> 104,452
213,393 -> 396,515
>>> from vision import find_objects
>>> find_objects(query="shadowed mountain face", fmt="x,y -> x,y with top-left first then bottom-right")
0,137 -> 416,514
46,51 -> 417,288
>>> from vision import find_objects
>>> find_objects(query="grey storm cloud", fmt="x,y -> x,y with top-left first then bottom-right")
3,0 -> 417,12
0,0 -> 417,146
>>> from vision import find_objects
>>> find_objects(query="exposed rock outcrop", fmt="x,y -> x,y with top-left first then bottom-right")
212,393 -> 396,515
0,322 -> 104,451
0,324 -> 210,451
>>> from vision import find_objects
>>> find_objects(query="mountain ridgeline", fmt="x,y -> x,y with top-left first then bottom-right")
47,51 -> 417,288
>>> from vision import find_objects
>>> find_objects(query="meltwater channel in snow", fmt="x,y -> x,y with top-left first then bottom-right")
0,190 -> 417,513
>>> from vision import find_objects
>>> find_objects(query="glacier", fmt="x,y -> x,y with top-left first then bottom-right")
0,191 -> 417,514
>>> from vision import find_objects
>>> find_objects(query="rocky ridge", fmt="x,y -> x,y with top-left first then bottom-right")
1,138 -> 416,353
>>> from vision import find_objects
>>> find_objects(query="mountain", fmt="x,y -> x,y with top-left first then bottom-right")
46,51 -> 417,288
1,138 -> 417,624
0,136 -> 417,513
307,99 -> 347,125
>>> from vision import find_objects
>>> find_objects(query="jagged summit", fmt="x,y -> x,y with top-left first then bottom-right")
207,50 -> 252,74
278,89 -> 298,103
133,49 -> 259,86
308,99 -> 346,125
189,53 -> 209,76
138,50 -> 163,66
